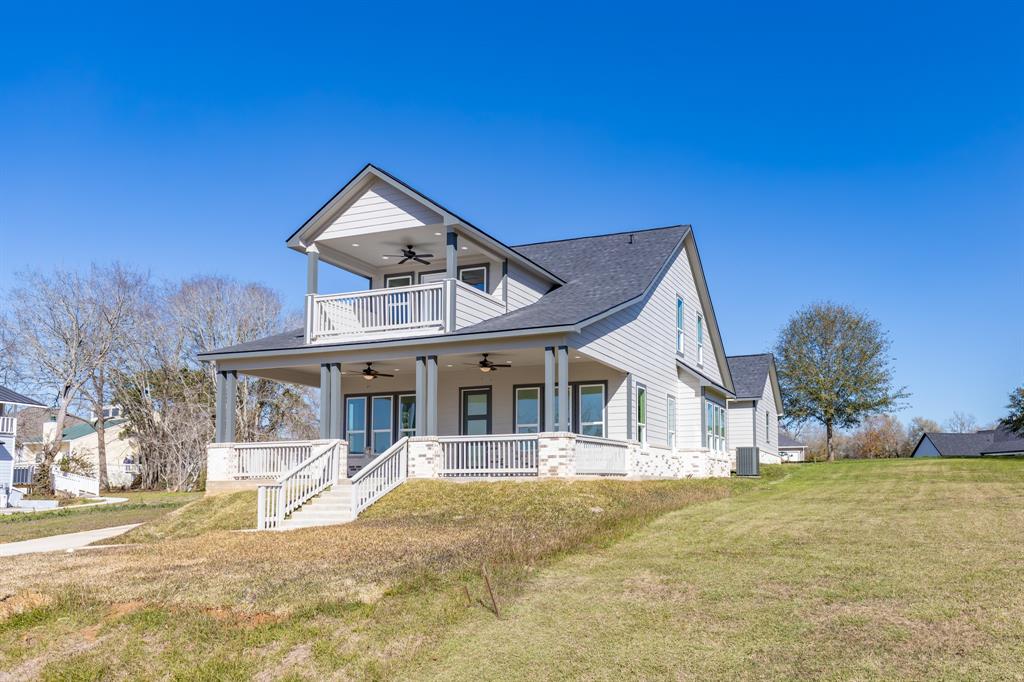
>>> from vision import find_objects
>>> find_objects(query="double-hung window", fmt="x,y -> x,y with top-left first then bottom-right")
676,297 -> 685,354
514,386 -> 541,434
667,395 -> 677,449
578,384 -> 606,437
636,385 -> 648,446
696,314 -> 705,366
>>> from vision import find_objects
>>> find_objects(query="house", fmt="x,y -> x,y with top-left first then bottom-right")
725,354 -> 783,465
778,432 -> 808,462
21,416 -> 139,489
911,426 -> 1024,458
0,385 -> 45,505
202,164 -> 743,530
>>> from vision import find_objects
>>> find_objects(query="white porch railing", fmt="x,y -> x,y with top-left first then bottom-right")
51,466 -> 100,497
234,441 -> 318,479
256,439 -> 344,530
0,416 -> 16,435
351,437 -> 409,515
307,282 -> 446,343
439,434 -> 539,477
13,463 -> 34,486
574,435 -> 630,475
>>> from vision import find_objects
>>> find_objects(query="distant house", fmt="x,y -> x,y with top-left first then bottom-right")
778,432 -> 808,462
911,426 -> 1024,458
726,354 -> 784,465
0,385 -> 46,504
21,416 -> 140,488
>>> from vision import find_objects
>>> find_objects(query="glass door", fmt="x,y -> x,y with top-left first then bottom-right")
371,396 -> 394,454
461,389 -> 491,435
346,397 -> 367,455
398,394 -> 416,439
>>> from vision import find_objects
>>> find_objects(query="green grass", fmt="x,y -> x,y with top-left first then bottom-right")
0,491 -> 200,544
109,490 -> 257,544
0,460 -> 1021,680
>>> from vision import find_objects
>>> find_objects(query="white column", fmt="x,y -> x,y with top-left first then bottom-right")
214,369 -> 225,442
426,355 -> 438,435
306,244 -> 320,295
224,370 -> 237,443
319,364 -> 331,439
415,356 -> 427,437
544,346 -> 555,431
329,363 -> 342,439
557,345 -> 569,432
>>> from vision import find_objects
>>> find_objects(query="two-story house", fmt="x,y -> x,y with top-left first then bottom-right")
202,164 -> 743,530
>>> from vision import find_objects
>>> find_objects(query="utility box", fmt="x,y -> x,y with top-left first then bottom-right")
736,447 -> 760,477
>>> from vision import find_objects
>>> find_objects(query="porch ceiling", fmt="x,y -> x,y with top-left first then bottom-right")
316,226 -> 494,278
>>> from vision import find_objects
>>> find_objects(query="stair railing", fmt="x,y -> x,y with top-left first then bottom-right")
256,439 -> 343,530
350,437 -> 409,516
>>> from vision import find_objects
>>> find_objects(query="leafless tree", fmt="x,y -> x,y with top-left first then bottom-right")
944,411 -> 978,434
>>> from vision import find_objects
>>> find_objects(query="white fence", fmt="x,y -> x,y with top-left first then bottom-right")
51,466 -> 100,497
307,282 -> 446,343
439,434 -> 539,477
574,435 -> 630,475
256,440 -> 344,530
351,437 -> 409,515
234,441 -> 318,479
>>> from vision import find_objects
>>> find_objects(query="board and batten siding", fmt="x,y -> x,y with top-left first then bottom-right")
319,179 -> 441,239
569,239 -> 724,450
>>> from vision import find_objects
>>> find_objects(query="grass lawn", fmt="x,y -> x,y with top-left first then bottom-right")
0,491 -> 201,544
0,459 -> 1021,680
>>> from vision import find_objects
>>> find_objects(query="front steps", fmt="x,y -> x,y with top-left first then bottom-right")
277,480 -> 355,531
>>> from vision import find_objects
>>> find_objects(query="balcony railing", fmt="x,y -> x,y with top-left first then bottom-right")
0,416 -> 15,435
306,279 -> 507,344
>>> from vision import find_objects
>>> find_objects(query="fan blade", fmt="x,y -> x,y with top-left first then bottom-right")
376,372 -> 394,378
382,254 -> 406,258
399,256 -> 412,264
413,257 -> 431,265
415,253 -> 434,258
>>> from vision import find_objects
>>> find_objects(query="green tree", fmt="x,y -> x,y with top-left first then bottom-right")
1001,386 -> 1024,435
774,302 -> 908,461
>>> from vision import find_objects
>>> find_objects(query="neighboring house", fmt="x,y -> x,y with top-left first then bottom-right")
0,386 -> 46,505
911,426 -> 1024,458
202,164 -> 744,529
21,417 -> 140,488
725,354 -> 783,465
778,431 -> 808,463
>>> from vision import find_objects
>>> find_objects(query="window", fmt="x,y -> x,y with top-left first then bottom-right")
459,265 -> 488,292
705,400 -> 726,452
371,396 -> 393,454
514,386 -> 541,433
461,388 -> 491,435
578,384 -> 606,437
384,274 -> 413,288
346,397 -> 367,454
765,410 -> 769,441
676,297 -> 684,354
667,395 -> 677,449
636,385 -> 647,446
398,394 -> 416,439
122,457 -> 137,474
696,314 -> 705,366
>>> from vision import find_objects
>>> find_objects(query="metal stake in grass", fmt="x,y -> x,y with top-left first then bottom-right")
461,584 -> 472,607
481,564 -> 500,619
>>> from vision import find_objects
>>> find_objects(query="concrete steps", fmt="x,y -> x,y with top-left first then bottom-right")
277,481 -> 355,531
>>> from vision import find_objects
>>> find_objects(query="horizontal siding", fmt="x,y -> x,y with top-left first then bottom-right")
454,285 -> 505,328
728,401 -> 755,453
320,180 -> 441,238
505,263 -> 550,311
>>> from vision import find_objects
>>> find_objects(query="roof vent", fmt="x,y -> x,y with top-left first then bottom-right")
627,233 -> 634,244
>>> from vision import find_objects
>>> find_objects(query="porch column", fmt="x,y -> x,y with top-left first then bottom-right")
329,363 -> 342,439
426,355 -> 438,435
319,363 -> 331,439
214,369 -> 225,442
544,346 -> 556,431
445,225 -> 458,333
223,370 -> 237,443
557,345 -> 569,432
415,356 -> 427,437
306,244 -> 319,295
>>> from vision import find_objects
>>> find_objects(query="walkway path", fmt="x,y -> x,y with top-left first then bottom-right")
0,523 -> 140,557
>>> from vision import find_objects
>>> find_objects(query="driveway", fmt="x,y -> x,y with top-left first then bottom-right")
0,523 -> 139,557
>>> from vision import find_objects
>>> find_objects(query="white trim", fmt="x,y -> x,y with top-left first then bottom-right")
514,386 -> 541,434
577,383 -> 606,438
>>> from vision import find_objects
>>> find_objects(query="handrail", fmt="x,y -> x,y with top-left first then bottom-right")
351,437 -> 409,515
318,281 -> 441,301
234,440 -> 317,479
309,282 -> 446,342
256,439 -> 343,530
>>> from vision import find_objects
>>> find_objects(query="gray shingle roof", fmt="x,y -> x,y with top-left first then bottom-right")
0,385 -> 44,407
725,354 -> 773,399
779,432 -> 806,448
921,428 -> 1024,456
200,225 -> 691,356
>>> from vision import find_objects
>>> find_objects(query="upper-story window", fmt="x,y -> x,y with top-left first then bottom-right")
384,274 -> 413,288
459,266 -> 487,292
676,297 -> 684,354
696,313 -> 705,366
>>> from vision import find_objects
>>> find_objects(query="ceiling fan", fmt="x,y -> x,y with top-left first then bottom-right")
465,353 -> 512,373
383,244 -> 434,265
360,363 -> 394,381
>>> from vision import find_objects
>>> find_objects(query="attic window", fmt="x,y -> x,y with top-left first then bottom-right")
459,266 -> 487,292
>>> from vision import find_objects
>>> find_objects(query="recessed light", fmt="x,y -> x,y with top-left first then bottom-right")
393,369 -> 400,372
434,232 -> 442,236
351,243 -> 359,247
575,356 -> 581,359
382,256 -> 390,260
461,246 -> 468,250
446,364 -> 453,367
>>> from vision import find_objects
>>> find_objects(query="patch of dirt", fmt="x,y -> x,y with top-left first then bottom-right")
107,600 -> 145,618
0,592 -> 54,621
253,643 -> 312,682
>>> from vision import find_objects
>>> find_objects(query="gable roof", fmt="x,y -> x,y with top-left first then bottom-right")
726,354 -> 783,412
779,431 -> 806,448
286,164 -> 564,287
0,385 -> 44,408
914,427 -> 1024,457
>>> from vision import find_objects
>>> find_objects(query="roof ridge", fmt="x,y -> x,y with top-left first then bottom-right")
512,224 -> 690,248
727,353 -> 774,359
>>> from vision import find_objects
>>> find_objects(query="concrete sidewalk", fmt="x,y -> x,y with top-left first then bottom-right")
0,524 -> 140,557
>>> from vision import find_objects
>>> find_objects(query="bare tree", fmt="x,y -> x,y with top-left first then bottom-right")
944,411 -> 978,434
845,415 -> 905,459
774,302 -> 908,461
905,416 -> 941,454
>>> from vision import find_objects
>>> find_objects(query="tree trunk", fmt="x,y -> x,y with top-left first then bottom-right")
826,421 -> 835,462
94,368 -> 109,490
35,383 -> 75,492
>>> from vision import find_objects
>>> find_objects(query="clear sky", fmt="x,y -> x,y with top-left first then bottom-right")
1,2 -> 1021,425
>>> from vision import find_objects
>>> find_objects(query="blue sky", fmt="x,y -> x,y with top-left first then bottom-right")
1,2 -> 1021,425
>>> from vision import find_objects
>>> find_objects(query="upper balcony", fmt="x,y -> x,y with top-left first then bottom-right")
286,165 -> 563,345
